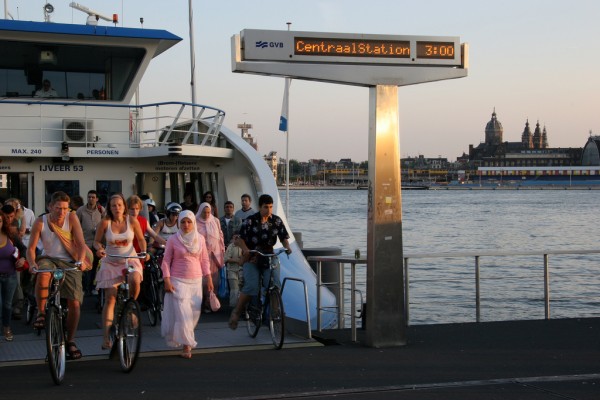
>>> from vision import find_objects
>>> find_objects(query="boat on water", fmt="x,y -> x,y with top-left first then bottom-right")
357,184 -> 429,190
0,9 -> 336,329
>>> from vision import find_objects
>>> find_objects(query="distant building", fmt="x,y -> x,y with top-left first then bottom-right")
237,122 -> 257,150
468,109 -> 581,167
264,151 -> 278,181
581,134 -> 600,166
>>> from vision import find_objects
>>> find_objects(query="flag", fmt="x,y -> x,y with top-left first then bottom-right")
279,78 -> 291,132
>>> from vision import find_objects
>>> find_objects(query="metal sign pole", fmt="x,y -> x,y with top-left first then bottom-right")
231,29 -> 468,347
366,85 -> 405,347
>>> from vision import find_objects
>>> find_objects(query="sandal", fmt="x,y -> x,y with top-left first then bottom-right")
33,314 -> 45,330
181,345 -> 192,359
66,341 -> 83,360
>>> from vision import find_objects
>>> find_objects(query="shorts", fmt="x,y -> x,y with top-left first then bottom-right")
37,257 -> 84,304
240,261 -> 280,297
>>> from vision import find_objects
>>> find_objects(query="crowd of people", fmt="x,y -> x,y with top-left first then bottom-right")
0,190 -> 292,360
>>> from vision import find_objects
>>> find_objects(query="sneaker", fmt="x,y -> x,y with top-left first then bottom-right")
3,327 -> 14,342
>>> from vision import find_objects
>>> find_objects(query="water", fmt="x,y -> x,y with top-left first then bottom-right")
283,189 -> 600,324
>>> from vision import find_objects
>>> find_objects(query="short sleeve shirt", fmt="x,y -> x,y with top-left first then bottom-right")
239,212 -> 289,252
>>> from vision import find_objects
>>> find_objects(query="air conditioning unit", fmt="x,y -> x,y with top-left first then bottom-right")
62,119 -> 94,145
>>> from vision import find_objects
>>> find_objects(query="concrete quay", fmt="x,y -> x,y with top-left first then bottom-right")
1,295 -> 598,400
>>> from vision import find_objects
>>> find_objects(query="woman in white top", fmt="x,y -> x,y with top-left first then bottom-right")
154,202 -> 181,242
94,193 -> 148,350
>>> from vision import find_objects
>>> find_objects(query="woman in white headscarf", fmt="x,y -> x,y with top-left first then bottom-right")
195,202 -> 224,311
161,210 -> 212,359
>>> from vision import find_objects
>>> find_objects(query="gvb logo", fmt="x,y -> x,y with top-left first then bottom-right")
255,41 -> 284,48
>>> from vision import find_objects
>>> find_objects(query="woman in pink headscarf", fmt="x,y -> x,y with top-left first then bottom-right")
195,202 -> 224,311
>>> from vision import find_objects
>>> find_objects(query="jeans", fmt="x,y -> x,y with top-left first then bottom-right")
0,273 -> 18,327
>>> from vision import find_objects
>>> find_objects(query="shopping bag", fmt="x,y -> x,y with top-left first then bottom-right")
217,266 -> 229,299
209,290 -> 221,312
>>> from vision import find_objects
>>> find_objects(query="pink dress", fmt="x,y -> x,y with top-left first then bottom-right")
196,216 -> 224,273
161,234 -> 210,348
95,219 -> 143,289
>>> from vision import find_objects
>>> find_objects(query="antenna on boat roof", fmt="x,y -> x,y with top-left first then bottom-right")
69,2 -> 115,26
43,3 -> 54,22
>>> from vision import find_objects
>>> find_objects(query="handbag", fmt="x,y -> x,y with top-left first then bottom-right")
217,267 -> 229,299
209,290 -> 221,312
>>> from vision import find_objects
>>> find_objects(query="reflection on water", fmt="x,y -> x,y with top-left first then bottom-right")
284,189 -> 600,324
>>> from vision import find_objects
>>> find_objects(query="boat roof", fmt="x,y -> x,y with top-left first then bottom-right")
0,19 -> 181,57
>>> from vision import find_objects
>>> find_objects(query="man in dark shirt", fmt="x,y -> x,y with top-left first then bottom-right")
228,194 -> 291,330
219,201 -> 242,247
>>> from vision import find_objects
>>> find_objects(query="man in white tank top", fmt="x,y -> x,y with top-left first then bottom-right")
26,191 -> 88,360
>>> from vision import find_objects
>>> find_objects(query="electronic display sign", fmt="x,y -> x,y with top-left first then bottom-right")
294,37 -> 410,59
416,41 -> 455,59
240,30 -> 462,67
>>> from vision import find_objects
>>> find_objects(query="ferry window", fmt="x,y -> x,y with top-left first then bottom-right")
96,180 -> 122,208
45,180 -> 80,206
0,40 -> 145,100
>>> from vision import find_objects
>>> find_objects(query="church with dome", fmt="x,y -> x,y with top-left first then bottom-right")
468,109 -> 581,167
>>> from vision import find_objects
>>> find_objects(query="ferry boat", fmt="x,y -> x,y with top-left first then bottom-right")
475,166 -> 600,186
0,9 -> 336,329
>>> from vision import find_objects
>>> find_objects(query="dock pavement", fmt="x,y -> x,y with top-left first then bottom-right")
0,294 -> 598,399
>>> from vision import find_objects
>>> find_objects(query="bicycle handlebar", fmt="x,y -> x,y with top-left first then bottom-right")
249,248 -> 288,258
31,265 -> 80,274
106,252 -> 147,259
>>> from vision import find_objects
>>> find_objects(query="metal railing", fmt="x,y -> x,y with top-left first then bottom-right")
308,256 -> 366,342
310,249 -> 600,341
0,99 -> 226,148
404,248 -> 600,324
281,277 -> 312,339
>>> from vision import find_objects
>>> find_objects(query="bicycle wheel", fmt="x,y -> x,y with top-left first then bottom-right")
268,288 -> 285,349
45,304 -> 66,385
25,296 -> 37,325
245,301 -> 261,338
146,272 -> 161,326
146,274 -> 159,327
117,299 -> 142,372
96,289 -> 105,314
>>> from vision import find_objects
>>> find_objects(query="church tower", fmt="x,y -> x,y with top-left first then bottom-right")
521,119 -> 533,149
485,109 -> 503,146
541,125 -> 549,148
532,120 -> 542,149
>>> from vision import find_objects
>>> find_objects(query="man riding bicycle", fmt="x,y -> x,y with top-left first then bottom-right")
228,194 -> 291,330
26,191 -> 90,359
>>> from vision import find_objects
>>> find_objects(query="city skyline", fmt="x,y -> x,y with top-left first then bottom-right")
11,0 -> 599,160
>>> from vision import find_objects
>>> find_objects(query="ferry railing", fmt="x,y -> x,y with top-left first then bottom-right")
310,249 -> 600,342
0,99 -> 225,149
281,277 -> 312,339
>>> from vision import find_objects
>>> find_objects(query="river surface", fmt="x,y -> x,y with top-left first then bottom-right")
282,189 -> 600,324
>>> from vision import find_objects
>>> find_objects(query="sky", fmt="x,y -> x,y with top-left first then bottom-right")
7,0 -> 600,163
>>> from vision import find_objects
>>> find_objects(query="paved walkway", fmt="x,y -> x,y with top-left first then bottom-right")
1,296 -> 598,399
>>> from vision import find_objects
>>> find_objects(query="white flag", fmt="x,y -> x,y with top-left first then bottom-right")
279,78 -> 291,132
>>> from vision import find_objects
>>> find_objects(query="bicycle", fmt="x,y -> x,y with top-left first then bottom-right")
32,260 -> 81,385
23,287 -> 37,326
244,248 -> 287,350
104,252 -> 146,372
141,248 -> 164,327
